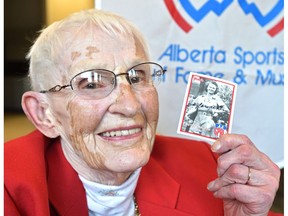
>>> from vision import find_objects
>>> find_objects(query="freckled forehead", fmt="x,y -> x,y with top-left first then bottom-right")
63,28 -> 147,74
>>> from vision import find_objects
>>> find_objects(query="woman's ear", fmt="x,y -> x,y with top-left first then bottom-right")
21,91 -> 60,138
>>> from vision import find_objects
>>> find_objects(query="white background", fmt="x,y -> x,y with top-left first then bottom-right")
99,0 -> 284,167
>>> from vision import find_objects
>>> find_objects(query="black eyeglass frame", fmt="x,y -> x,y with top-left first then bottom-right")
39,62 -> 166,94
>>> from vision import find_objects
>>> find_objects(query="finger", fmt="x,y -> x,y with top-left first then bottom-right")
208,165 -> 279,192
211,134 -> 254,154
216,144 -> 256,176
213,184 -> 275,213
208,164 -> 250,192
211,134 -> 256,175
215,140 -> 277,177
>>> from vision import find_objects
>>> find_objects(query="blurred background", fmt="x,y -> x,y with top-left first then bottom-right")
3,0 -> 283,213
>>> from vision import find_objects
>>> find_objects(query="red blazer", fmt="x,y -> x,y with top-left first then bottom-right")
4,130 -> 282,216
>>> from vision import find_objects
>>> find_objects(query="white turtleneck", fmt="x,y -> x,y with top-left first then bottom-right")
79,168 -> 141,216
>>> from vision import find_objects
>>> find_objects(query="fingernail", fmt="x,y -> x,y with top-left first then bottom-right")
211,141 -> 221,152
207,181 -> 215,190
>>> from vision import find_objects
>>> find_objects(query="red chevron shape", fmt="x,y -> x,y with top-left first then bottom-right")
164,0 -> 193,32
267,17 -> 284,37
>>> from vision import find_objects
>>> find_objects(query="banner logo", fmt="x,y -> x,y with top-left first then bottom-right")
164,0 -> 283,37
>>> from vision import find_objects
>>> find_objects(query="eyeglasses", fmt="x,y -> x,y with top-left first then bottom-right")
40,62 -> 166,99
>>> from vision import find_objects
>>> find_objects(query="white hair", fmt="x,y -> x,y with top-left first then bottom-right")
27,9 -> 150,91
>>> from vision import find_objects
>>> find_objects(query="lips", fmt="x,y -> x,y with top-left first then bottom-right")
100,128 -> 142,137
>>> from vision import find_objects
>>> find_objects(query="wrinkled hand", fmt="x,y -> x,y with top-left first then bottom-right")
207,134 -> 280,216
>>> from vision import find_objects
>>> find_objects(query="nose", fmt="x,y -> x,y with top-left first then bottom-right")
108,81 -> 141,117
115,72 -> 132,85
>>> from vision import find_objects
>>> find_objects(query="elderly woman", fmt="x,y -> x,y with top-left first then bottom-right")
4,9 -> 281,216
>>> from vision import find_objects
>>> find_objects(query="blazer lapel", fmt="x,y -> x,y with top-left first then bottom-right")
46,139 -> 88,216
135,157 -> 192,215
46,138 -> 192,215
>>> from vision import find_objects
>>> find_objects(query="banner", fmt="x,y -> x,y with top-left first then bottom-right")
99,0 -> 284,167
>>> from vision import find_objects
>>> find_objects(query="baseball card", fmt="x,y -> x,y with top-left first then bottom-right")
177,72 -> 237,143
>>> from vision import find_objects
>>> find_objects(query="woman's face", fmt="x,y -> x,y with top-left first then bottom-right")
48,28 -> 159,183
207,83 -> 217,95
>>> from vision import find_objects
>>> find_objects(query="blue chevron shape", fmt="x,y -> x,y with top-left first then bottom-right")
238,0 -> 283,27
179,0 -> 233,23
